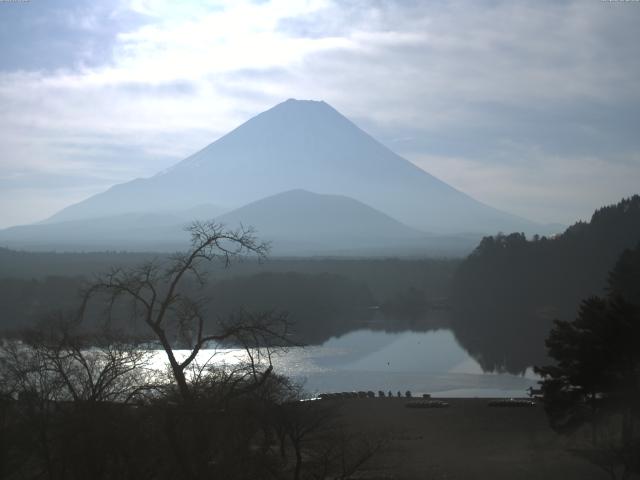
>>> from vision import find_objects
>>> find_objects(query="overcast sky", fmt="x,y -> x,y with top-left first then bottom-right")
0,0 -> 639,228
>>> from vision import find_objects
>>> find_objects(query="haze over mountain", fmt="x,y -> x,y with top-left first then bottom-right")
0,190 -> 478,255
44,99 -> 541,235
0,210 -> 205,252
217,189 -> 474,255
220,188 -> 421,238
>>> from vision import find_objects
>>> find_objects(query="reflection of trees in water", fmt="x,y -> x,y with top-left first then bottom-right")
450,196 -> 640,375
295,307 -> 452,347
450,309 -> 553,375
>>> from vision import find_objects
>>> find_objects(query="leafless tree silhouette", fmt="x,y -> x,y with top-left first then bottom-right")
80,221 -> 291,402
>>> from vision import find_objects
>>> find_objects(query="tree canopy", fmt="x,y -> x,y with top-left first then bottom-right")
452,195 -> 640,373
535,243 -> 640,479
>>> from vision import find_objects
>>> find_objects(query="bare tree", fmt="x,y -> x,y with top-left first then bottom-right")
0,222 -> 383,479
1,314 -> 151,404
0,314 -> 154,480
80,221 -> 291,402
271,396 -> 382,480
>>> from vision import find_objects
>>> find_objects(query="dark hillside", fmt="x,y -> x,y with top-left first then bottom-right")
452,195 -> 640,373
0,253 -> 457,342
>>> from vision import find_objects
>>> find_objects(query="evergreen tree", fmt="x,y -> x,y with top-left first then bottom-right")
536,244 -> 640,479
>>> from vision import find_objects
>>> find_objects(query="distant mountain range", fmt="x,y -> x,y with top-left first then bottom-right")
1,99 -> 558,254
0,190 -> 479,255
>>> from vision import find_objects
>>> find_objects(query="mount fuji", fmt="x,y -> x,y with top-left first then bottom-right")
2,99 -> 545,253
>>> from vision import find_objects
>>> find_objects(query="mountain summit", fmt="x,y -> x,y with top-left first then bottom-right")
45,99 -> 535,234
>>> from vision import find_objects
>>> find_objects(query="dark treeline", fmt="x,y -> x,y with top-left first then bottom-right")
0,249 -> 456,300
211,272 -> 372,344
0,256 -> 458,345
0,248 -> 158,279
452,195 -> 640,373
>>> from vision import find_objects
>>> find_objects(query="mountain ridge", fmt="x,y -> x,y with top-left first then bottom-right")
0,189 -> 480,255
43,99 -> 541,235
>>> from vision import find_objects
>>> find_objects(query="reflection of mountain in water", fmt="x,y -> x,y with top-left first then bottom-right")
287,306 -> 452,347
158,328 -> 538,397
276,329 -> 538,397
315,329 -> 476,374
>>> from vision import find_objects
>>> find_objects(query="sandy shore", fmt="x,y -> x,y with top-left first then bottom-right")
332,398 -> 608,480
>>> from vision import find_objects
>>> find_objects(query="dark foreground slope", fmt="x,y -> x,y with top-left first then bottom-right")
452,195 -> 640,373
336,398 -> 607,480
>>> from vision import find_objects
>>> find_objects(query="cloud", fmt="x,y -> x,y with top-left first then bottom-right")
0,0 -> 639,227
408,150 -> 640,225
0,0 -> 147,72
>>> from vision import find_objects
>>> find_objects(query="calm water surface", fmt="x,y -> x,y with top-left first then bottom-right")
152,329 -> 539,398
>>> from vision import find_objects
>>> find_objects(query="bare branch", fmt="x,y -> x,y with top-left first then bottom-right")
78,221 -> 275,402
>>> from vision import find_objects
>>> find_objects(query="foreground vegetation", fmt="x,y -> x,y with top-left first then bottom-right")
536,243 -> 640,479
0,223 -> 380,480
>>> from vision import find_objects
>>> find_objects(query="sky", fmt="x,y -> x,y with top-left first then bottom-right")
0,0 -> 639,228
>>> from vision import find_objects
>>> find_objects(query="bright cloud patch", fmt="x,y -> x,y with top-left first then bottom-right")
0,0 -> 639,227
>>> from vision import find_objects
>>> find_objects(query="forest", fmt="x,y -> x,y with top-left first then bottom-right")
0,251 -> 457,345
452,195 -> 640,373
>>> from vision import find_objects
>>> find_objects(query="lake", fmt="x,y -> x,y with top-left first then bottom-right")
153,328 -> 539,398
